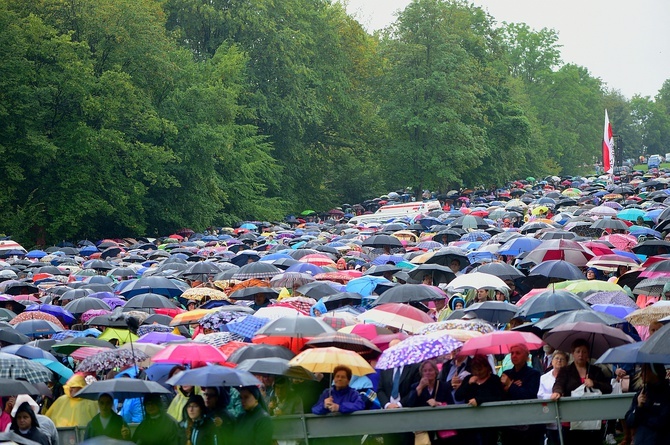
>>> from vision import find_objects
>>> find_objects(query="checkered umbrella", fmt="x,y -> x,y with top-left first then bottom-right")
303,332 -> 380,355
232,262 -> 281,280
194,332 -> 246,348
76,348 -> 149,372
136,324 -> 173,336
0,352 -> 53,383
226,315 -> 271,338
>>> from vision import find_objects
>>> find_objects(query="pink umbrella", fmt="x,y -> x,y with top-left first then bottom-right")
151,343 -> 228,365
524,239 -> 594,267
600,234 -> 638,252
458,331 -> 544,356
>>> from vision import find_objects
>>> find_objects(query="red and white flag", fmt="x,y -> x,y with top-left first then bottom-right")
603,109 -> 614,174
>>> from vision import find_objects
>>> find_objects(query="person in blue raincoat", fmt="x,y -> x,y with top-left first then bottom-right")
312,365 -> 365,415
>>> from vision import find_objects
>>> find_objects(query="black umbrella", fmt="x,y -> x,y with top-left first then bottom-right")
236,357 -> 317,381
295,282 -> 339,299
100,247 -> 124,260
538,231 -> 578,240
272,258 -> 299,270
471,262 -> 524,281
109,267 -> 137,278
60,288 -> 93,302
232,262 -> 281,280
514,289 -> 591,319
230,251 -> 261,267
85,314 -> 130,328
320,292 -> 363,311
0,378 -> 41,396
142,314 -> 174,326
227,344 -> 295,364
254,316 -> 335,337
286,249 -> 320,260
0,326 -> 30,345
75,378 -> 171,401
228,287 -> 279,301
639,322 -> 670,356
533,309 -> 623,332
86,260 -> 114,271
51,337 -> 116,354
632,240 -> 670,257
591,218 -> 629,231
3,282 -> 39,296
363,264 -> 402,277
63,297 -> 111,315
424,247 -> 469,268
526,260 -> 584,283
361,235 -> 403,249
432,230 -> 462,244
181,262 -> 223,281
373,284 -> 444,305
463,301 -> 519,326
407,264 -> 456,284
123,293 -> 177,309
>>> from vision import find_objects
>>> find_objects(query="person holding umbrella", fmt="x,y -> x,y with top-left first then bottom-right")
83,393 -> 130,441
232,386 -> 273,445
551,339 -> 612,445
625,363 -> 670,445
133,394 -> 184,445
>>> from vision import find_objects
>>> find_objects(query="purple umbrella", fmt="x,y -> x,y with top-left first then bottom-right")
136,332 -> 185,344
101,298 -> 126,309
591,304 -> 637,319
370,254 -> 405,266
583,291 -> 639,308
24,304 -> 76,325
375,333 -> 462,369
136,324 -> 172,336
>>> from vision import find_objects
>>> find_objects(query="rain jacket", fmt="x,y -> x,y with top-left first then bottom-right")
11,395 -> 58,445
311,386 -> 365,415
133,411 -> 184,445
231,404 -> 273,445
10,402 -> 51,445
45,375 -> 99,427
84,412 -> 128,441
625,380 -> 670,445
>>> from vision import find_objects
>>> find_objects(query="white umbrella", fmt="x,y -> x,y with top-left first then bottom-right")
446,272 -> 509,292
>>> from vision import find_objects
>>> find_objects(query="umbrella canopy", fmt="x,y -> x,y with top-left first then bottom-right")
375,333 -> 462,369
533,309 -> 623,332
515,289 -> 591,319
361,235 -> 403,249
228,287 -> 279,301
227,344 -> 295,364
136,332 -> 184,344
180,287 -> 230,302
0,344 -> 57,361
527,260 -> 585,280
75,378 -> 171,400
152,343 -> 228,365
166,365 -> 261,387
0,352 -> 53,383
524,239 -> 595,267
497,237 -> 542,256
236,357 -> 317,381
471,262 -> 524,281
457,331 -> 544,356
463,301 -> 519,326
124,293 -> 177,309
639,323 -> 670,356
295,282 -> 340,299
64,297 -> 111,315
288,346 -> 375,376
225,315 -> 271,338
543,321 -> 635,358
591,218 -> 629,231
373,284 -> 444,306
417,319 -> 494,335
320,292 -> 363,311
76,348 -> 149,372
632,277 -> 670,297
625,301 -> 670,326
24,304 -> 76,325
345,276 -> 391,297
119,276 -> 186,299
358,303 -> 433,333
596,341 -> 670,365
32,358 -> 74,384
13,319 -> 63,338
254,316 -> 335,338
0,327 -> 30,345
302,332 -> 380,355
446,272 -> 509,292
232,262 -> 281,280
269,272 -> 315,289
98,328 -> 138,346
0,378 -> 40,397
51,337 -> 116,354
406,265 -> 456,284
583,291 -> 638,308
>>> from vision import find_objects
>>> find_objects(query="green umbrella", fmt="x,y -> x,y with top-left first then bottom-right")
300,210 -> 316,216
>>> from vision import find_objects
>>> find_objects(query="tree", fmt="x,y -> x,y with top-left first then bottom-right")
499,22 -> 562,83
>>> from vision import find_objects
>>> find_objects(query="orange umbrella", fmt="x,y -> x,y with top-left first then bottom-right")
229,278 -> 270,294
169,309 -> 218,326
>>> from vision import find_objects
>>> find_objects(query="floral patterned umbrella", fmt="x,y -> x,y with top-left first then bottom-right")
417,319 -> 495,335
375,333 -> 462,369
76,348 -> 149,372
181,287 -> 230,302
81,309 -> 112,324
137,324 -> 173,336
9,311 -> 65,329
198,310 -> 245,330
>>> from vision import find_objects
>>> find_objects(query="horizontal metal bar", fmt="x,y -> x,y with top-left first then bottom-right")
271,394 -> 635,439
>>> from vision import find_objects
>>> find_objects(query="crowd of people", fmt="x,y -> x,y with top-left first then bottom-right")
1,171 -> 670,445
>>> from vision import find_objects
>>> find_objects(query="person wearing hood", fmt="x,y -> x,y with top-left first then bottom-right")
310,300 -> 327,317
438,294 -> 465,321
180,395 -> 216,445
84,393 -> 130,441
9,395 -> 58,445
232,386 -> 273,445
45,374 -> 99,428
133,394 -> 184,445
10,401 -> 50,445
167,366 -> 199,423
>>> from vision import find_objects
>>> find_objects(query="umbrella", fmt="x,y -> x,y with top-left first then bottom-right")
64,297 -> 111,315
0,327 -> 30,345
23,304 -> 76,325
169,309 -> 218,326
195,332 -> 245,348
457,331 -> 544,356
167,364 -> 261,387
632,277 -> 669,296
98,328 -> 138,346
591,304 -> 636,319
423,248 -> 469,268
232,262 -> 281,280
639,323 -> 670,356
524,239 -> 594,267
9,312 -> 65,330
471,263 -> 524,281
462,301 -> 519,326
136,331 -> 184,344
406,265 -> 456,284
446,272 -> 509,292
236,357 -> 316,380
591,218 -> 629,231
543,321 -> 635,358
198,310 -> 245,330
345,276 -> 392,297
295,282 -> 340,299
76,348 -> 149,372
12,319 -> 63,338
226,344 -> 295,364
373,284 -> 444,306
555,279 -> 625,294
632,240 -> 670,257
515,289 -> 591,319
180,287 -> 230,302
358,303 -> 433,333
151,343 -> 228,365
302,332 -> 380,355
0,378 -> 40,396
0,352 -> 53,383
269,272 -> 315,289
75,378 -> 171,400
375,333 -> 462,369
119,276 -> 186,299
362,235 -> 403,249
533,309 -> 623,332
320,292 -> 363,311
298,254 -> 336,267
225,315 -> 271,338
0,308 -> 17,322
527,260 -> 585,281
497,237 -> 542,256
586,254 -> 639,270
596,341 -> 670,365
288,346 -> 375,376
228,287 -> 279,301
51,337 -> 116,354
449,215 -> 489,230
625,301 -> 670,326
32,358 -> 74,384
417,319 -> 495,335
0,344 -> 57,361
254,316 -> 335,338
123,293 -> 177,310
583,291 -> 638,308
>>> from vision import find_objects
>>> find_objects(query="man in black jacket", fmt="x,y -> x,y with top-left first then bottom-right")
84,394 -> 130,441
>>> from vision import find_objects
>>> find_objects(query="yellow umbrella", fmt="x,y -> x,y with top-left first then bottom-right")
531,206 -> 549,216
554,280 -> 624,294
625,301 -> 670,326
423,328 -> 483,343
288,347 -> 374,376
181,287 -> 230,302
169,308 -> 218,326
391,231 -> 419,242
410,251 -> 435,264
98,328 -> 138,346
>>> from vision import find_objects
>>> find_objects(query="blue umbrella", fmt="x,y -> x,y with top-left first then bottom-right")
260,252 -> 293,262
13,320 -> 64,338
591,304 -> 636,319
627,226 -> 662,239
346,276 -> 391,297
226,315 -> 271,338
25,250 -> 47,259
527,260 -> 585,280
1,344 -> 57,361
24,304 -> 76,325
119,276 -> 185,299
595,342 -> 670,365
33,358 -> 74,384
285,263 -> 324,276
497,237 -> 542,256
370,254 -> 405,265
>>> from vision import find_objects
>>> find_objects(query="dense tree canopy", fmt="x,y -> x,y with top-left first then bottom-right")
1,0 -> 669,246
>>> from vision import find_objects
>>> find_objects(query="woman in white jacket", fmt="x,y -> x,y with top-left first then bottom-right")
537,350 -> 568,445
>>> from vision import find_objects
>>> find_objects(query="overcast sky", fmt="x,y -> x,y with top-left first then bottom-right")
345,0 -> 670,99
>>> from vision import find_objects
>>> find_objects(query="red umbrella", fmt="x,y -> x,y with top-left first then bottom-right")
299,254 -> 336,267
152,343 -> 228,365
314,271 -> 362,284
581,242 -> 615,256
457,331 -> 544,356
